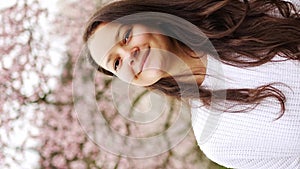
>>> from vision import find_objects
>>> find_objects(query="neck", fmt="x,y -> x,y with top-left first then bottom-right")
171,43 -> 207,85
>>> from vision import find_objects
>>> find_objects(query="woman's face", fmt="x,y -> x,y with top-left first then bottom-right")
88,22 -> 193,86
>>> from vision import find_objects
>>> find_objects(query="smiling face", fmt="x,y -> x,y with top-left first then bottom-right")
88,22 -> 205,86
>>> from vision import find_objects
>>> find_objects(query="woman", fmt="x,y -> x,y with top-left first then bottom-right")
83,0 -> 300,168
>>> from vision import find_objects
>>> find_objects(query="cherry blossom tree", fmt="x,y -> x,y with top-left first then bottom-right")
0,0 -> 223,168
1,0 -> 52,168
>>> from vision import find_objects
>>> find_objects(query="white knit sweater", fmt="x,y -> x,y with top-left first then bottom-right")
191,55 -> 300,168
191,2 -> 300,168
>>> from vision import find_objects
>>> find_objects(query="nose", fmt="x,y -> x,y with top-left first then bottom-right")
123,47 -> 140,66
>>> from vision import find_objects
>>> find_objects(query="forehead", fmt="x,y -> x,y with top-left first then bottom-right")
88,22 -> 121,69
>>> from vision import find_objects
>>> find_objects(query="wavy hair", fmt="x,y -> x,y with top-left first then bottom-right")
83,0 -> 300,118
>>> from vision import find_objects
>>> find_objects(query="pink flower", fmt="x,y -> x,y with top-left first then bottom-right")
51,154 -> 67,169
70,160 -> 87,169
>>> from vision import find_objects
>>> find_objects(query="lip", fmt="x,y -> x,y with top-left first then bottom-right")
139,47 -> 150,73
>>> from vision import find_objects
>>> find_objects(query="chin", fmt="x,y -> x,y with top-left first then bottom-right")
129,69 -> 164,86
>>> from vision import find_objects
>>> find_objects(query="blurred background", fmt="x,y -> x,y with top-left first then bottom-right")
0,0 -> 226,168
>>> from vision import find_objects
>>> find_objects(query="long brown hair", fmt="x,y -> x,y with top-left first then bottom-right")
83,0 -> 300,118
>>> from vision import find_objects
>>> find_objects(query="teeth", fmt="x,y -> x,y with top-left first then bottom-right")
136,47 -> 150,77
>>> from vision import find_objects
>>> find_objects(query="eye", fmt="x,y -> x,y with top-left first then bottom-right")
114,57 -> 121,71
122,27 -> 132,45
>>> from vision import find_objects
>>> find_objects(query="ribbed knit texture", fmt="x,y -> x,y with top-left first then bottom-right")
191,54 -> 300,169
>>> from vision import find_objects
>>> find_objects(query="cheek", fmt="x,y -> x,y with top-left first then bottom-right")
131,33 -> 152,45
155,35 -> 174,51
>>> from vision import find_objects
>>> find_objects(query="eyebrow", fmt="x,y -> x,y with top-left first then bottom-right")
115,24 -> 125,42
105,24 -> 125,68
